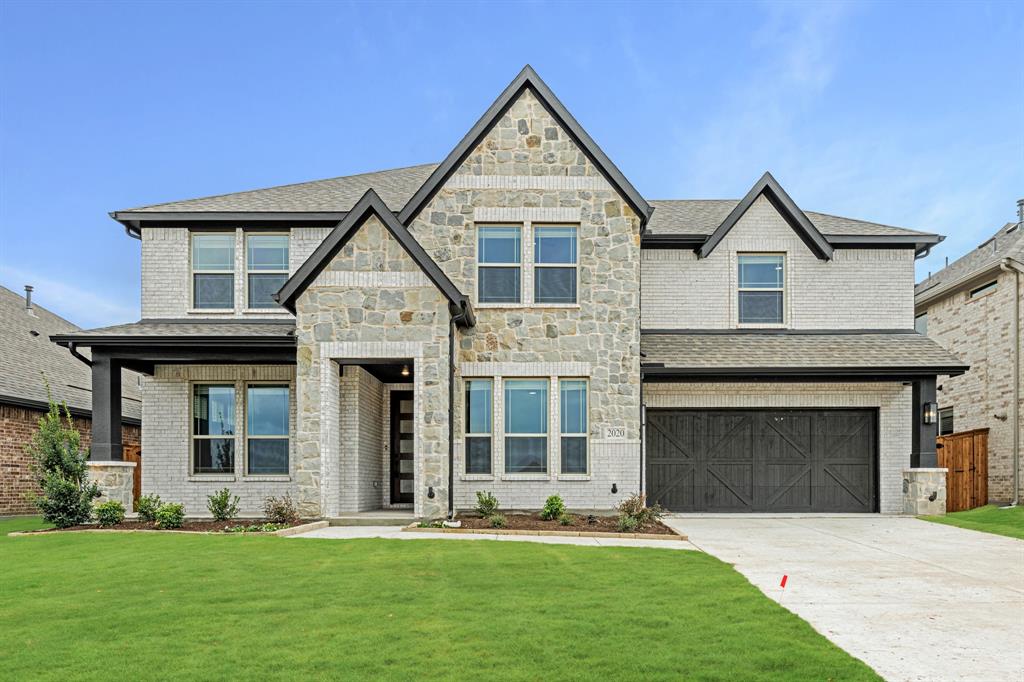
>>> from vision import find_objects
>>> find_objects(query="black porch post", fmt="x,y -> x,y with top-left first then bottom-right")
911,376 -> 938,468
90,350 -> 123,461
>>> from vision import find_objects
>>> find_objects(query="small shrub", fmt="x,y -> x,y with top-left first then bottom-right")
137,493 -> 162,522
94,500 -> 126,527
154,503 -> 185,529
263,495 -> 298,525
417,520 -> 444,528
617,493 -> 664,527
489,513 -> 507,528
36,472 -> 98,529
559,514 -> 574,526
540,495 -> 565,521
207,488 -> 240,521
617,514 -> 639,533
225,522 -> 285,533
475,490 -> 499,517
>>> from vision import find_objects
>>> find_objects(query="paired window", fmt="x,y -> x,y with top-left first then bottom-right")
192,234 -> 235,309
914,313 -> 928,335
191,383 -> 290,476
476,224 -> 579,305
465,378 -> 588,475
247,235 -> 289,309
738,254 -> 784,324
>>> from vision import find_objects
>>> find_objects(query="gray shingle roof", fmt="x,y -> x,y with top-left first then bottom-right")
641,331 -> 967,372
115,164 -> 932,239
0,286 -> 142,421
53,319 -> 296,341
915,222 -> 1024,300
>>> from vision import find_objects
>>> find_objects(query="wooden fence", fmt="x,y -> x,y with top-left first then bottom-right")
123,444 -> 142,511
936,428 -> 988,512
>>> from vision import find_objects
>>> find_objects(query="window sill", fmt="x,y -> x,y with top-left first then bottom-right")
188,475 -> 236,482
736,323 -> 788,329
460,474 -> 495,482
475,303 -> 581,310
500,473 -> 551,481
187,309 -> 235,315
242,309 -> 292,315
556,474 -> 591,481
242,475 -> 291,482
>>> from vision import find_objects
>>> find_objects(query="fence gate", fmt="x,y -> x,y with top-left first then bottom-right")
123,444 -> 142,511
936,428 -> 988,512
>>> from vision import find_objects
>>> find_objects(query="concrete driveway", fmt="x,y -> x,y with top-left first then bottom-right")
661,515 -> 1024,682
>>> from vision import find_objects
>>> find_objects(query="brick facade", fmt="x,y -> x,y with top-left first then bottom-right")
0,403 -> 140,516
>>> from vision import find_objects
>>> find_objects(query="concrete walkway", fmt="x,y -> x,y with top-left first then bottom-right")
662,515 -> 1024,682
289,524 -> 698,550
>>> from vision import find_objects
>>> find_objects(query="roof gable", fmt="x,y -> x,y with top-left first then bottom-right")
274,189 -> 475,326
397,65 -> 651,226
698,172 -> 833,260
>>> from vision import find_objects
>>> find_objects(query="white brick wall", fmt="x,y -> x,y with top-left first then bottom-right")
338,366 -> 384,512
641,196 -> 915,330
141,228 -> 189,319
141,364 -> 298,517
643,382 -> 912,513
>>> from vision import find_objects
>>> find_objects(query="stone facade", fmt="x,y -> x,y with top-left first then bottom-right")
902,468 -> 948,515
87,461 -> 136,510
641,196 -> 916,330
918,267 -> 1023,502
1,403 -> 140,516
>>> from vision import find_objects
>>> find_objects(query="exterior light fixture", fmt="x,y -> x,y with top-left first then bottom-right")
401,365 -> 410,377
923,402 -> 937,425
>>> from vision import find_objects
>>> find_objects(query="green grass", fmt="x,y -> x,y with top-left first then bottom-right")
921,504 -> 1024,540
0,517 -> 878,681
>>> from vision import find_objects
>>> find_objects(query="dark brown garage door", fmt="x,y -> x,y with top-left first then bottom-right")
646,409 -> 877,512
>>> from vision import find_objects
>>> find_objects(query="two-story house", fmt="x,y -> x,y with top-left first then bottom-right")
53,66 -> 966,519
914,218 -> 1023,505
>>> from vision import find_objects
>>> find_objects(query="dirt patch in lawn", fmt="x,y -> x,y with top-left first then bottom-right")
25,519 -> 307,534
457,513 -> 677,535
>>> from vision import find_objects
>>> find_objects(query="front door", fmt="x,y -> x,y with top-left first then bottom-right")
390,391 -> 414,504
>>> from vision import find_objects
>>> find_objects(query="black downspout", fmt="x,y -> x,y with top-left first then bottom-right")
448,318 -> 455,519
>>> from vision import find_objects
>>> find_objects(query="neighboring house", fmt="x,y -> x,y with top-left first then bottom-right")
915,218 -> 1024,504
0,285 -> 141,515
52,66 -> 965,518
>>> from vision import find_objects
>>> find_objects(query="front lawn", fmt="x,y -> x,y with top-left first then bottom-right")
921,504 -> 1024,540
0,517 -> 878,681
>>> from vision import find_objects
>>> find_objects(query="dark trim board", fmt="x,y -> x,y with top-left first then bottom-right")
642,366 -> 968,379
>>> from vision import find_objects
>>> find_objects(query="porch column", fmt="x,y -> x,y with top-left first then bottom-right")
911,376 -> 938,468
90,350 -> 123,461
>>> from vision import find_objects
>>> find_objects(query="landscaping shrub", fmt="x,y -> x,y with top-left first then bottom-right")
263,495 -> 298,524
489,513 -> 507,528
559,514 -> 574,526
540,495 -> 565,521
617,514 -> 639,533
154,503 -> 185,529
136,493 -> 162,522
475,490 -> 499,517
207,488 -> 240,521
617,493 -> 664,527
26,393 -> 99,528
224,522 -> 285,533
94,500 -> 126,527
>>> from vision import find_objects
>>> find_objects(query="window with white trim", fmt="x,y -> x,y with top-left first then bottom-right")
246,384 -> 289,475
559,379 -> 587,474
534,226 -> 578,304
192,234 -> 235,309
464,379 -> 492,474
504,379 -> 548,473
246,234 -> 289,309
192,384 -> 235,474
738,254 -> 784,324
477,226 -> 521,303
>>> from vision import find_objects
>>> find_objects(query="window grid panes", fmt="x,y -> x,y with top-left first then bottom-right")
559,380 -> 587,474
464,379 -> 492,474
477,226 -> 521,303
192,384 -> 235,474
738,254 -> 784,324
192,234 -> 235,309
534,226 -> 578,304
246,234 -> 289,309
504,379 -> 548,474
246,385 -> 289,475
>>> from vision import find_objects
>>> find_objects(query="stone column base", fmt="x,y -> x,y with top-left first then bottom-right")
87,461 -> 136,511
902,468 -> 947,515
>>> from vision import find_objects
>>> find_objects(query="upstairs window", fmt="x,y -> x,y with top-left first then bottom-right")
939,407 -> 954,436
504,379 -> 548,474
477,226 -> 521,303
192,385 -> 235,474
534,226 -> 578,304
246,385 -> 289,475
559,380 -> 588,474
192,234 -> 235,309
738,254 -> 784,325
464,379 -> 493,474
915,313 -> 928,335
969,281 -> 998,299
247,234 -> 289,309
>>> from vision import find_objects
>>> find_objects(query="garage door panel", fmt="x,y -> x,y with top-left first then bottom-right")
646,408 -> 877,513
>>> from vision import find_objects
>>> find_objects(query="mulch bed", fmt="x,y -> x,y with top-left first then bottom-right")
27,519 -> 306,534
457,513 -> 676,535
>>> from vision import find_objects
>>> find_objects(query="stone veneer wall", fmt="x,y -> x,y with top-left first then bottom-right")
87,461 -> 136,510
407,88 -> 643,512
641,196 -> 916,330
294,215 -> 452,519
141,365 -> 298,517
643,382 -> 912,514
922,268 -> 1023,502
902,468 -> 947,515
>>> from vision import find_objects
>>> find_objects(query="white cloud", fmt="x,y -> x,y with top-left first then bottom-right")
0,265 -> 138,329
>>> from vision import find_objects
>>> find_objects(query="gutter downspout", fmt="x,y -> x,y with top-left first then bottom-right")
446,299 -> 472,520
1001,256 -> 1023,506
58,341 -> 94,367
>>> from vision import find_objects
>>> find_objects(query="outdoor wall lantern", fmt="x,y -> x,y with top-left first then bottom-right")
401,365 -> 410,378
923,402 -> 937,425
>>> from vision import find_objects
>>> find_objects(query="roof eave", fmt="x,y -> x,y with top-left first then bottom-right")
641,365 -> 970,378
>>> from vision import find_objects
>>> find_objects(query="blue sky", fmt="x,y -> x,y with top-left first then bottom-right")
1,0 -> 1021,328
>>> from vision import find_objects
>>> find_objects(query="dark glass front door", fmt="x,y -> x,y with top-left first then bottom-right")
390,391 -> 414,504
